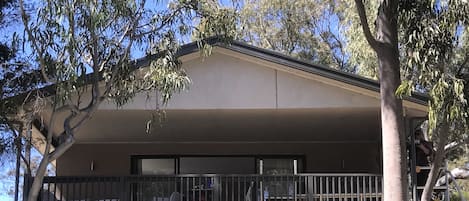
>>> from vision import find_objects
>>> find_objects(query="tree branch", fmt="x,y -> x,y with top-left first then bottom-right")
437,166 -> 469,185
20,153 -> 32,174
18,0 -> 51,84
132,6 -> 184,39
445,137 -> 469,153
354,0 -> 379,51
456,53 -> 469,78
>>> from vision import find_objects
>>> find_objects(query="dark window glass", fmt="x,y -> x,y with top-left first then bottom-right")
179,157 -> 255,174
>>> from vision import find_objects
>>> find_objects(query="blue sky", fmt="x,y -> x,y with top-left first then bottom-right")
0,148 -> 53,201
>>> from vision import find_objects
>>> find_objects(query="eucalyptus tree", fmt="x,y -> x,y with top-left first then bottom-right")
398,1 -> 469,199
238,1 -> 406,199
351,0 -> 469,200
238,0 -> 351,71
12,0 -> 236,201
352,0 -> 408,200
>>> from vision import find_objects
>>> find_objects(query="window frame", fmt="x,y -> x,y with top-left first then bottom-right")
130,155 -> 305,175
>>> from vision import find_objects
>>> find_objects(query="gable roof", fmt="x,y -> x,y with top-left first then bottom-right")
135,37 -> 428,106
5,37 -> 429,106
7,38 -> 430,148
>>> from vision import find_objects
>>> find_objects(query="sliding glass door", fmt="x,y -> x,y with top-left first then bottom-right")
257,158 -> 303,200
131,156 -> 303,201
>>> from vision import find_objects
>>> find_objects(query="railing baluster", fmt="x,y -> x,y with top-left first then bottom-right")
191,176 -> 195,201
367,176 -> 371,200
219,176 -> 223,201
105,177 -> 108,200
338,176 -> 342,201
305,175 -> 310,201
325,176 -> 329,200
242,176 -> 246,201
230,175 -> 233,201
357,176 -> 360,201
375,176 -> 378,200
186,176 -> 189,201
52,177 -> 56,201
204,176 -> 208,201
259,175 -> 263,201
73,177 -> 76,201
318,176 -> 322,201
362,176 -> 366,201
331,176 -> 334,200
349,176 -> 353,201
292,175 -> 296,201
225,176 -> 228,201
109,177 -> 113,201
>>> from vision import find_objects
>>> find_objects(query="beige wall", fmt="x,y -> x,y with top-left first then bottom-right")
57,142 -> 381,176
98,52 -> 380,110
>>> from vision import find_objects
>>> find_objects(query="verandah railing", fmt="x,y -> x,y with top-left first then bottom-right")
25,174 -> 383,201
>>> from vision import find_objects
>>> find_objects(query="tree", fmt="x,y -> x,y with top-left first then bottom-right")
5,0 -> 237,201
353,0 -> 408,200
352,0 -> 469,200
237,0 -> 352,72
0,1 -> 43,200
398,1 -> 469,200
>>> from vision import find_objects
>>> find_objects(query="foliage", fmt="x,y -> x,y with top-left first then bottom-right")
399,0 -> 469,148
451,191 -> 469,201
237,0 -> 351,72
335,0 -> 379,78
396,0 -> 469,199
0,0 -> 15,26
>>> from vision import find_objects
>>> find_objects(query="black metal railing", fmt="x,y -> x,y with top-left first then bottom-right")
25,174 -> 383,201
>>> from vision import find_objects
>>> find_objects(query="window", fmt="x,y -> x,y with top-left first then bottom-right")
136,158 -> 176,175
257,158 -> 303,175
256,157 -> 304,198
179,157 -> 255,174
132,156 -> 303,175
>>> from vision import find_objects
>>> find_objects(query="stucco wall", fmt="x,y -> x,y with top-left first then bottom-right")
97,52 -> 380,110
56,142 -> 381,176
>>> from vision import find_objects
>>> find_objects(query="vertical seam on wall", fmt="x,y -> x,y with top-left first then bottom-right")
275,69 -> 278,109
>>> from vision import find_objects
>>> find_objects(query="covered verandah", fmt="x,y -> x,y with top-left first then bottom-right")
24,47 -> 428,200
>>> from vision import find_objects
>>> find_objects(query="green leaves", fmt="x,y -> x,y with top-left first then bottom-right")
399,0 -> 469,137
395,80 -> 413,98
237,0 -> 351,71
17,0 -> 238,110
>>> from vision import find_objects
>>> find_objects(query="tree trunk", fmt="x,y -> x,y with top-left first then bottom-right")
355,0 -> 406,198
27,144 -> 51,201
421,121 -> 450,201
14,135 -> 21,201
375,1 -> 408,201
26,108 -> 57,201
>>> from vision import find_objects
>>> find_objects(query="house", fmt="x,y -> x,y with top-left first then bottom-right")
24,39 -> 434,201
